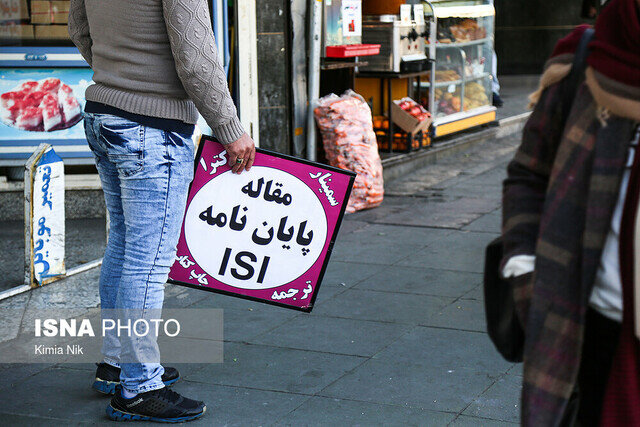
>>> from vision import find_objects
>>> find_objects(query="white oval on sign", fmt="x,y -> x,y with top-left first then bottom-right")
184,166 -> 328,290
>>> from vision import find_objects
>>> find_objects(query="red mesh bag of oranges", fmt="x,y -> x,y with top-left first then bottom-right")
314,90 -> 384,213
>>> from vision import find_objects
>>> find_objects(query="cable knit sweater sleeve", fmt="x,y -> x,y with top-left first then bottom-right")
68,0 -> 93,66
162,0 -> 245,144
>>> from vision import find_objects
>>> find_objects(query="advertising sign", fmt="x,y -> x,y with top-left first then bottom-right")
341,0 -> 362,37
169,136 -> 355,311
0,68 -> 211,164
0,68 -> 92,141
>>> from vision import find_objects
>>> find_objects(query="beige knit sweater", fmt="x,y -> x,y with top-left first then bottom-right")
68,0 -> 244,144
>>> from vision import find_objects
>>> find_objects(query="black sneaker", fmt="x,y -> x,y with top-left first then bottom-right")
106,386 -> 206,422
93,363 -> 180,395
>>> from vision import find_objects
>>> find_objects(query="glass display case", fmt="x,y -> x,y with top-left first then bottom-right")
418,0 -> 497,137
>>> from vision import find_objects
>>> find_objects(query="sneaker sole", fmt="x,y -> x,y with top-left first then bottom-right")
106,404 -> 206,423
93,376 -> 180,395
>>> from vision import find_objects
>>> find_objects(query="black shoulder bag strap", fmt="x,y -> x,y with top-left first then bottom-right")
561,27 -> 595,122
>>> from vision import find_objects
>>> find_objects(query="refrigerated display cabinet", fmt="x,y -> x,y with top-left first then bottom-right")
419,0 -> 497,138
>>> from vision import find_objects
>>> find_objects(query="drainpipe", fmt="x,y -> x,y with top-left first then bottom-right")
306,0 -> 323,161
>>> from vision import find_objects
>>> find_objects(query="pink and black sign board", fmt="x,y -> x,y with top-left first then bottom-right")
168,136 -> 355,312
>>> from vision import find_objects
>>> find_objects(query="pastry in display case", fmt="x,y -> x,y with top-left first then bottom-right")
417,1 -> 497,137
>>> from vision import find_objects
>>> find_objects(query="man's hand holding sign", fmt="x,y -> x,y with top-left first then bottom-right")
169,136 -> 355,311
225,132 -> 256,174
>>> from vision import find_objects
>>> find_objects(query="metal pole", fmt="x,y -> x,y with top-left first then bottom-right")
306,0 -> 322,161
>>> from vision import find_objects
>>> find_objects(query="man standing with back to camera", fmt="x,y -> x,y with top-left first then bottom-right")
69,0 -> 255,422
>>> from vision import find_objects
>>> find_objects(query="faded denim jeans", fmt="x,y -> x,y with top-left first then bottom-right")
84,113 -> 194,394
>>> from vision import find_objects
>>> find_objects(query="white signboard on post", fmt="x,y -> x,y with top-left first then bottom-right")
25,144 -> 65,285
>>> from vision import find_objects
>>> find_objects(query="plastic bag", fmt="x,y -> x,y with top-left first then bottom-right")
314,90 -> 384,213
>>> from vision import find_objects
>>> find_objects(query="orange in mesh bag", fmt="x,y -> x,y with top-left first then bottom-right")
314,90 -> 384,213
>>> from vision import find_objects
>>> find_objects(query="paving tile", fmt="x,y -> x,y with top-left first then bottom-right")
330,239 -> 423,266
25,268 -> 101,309
251,316 -> 411,357
319,360 -> 497,413
437,183 -> 502,201
463,374 -> 522,423
336,219 -> 370,236
462,284 -> 484,301
346,196 -> 419,223
167,381 -> 309,427
0,367 -> 115,421
462,212 -> 502,234
507,364 -> 523,377
463,168 -> 508,186
338,223 -> 453,247
422,299 -> 487,332
221,307 -> 301,342
450,414 -> 519,426
0,413 -> 92,426
372,327 -> 511,374
397,231 -> 498,273
397,247 -> 486,273
188,290 -> 291,312
184,342 -> 365,395
184,280 -> 347,314
0,363 -> 51,392
320,261 -> 386,288
274,396 -> 455,426
310,289 -> 452,325
163,285 -> 212,309
0,294 -> 29,343
354,266 -> 482,298
373,197 -> 498,229
308,283 -> 350,307
434,230 -> 500,252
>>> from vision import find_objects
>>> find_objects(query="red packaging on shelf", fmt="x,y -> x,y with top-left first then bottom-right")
325,44 -> 381,58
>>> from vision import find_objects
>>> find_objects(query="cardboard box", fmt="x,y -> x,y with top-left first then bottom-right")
391,99 -> 432,135
31,0 -> 50,24
51,1 -> 68,24
0,0 -> 30,21
35,23 -> 68,39
0,23 -> 33,38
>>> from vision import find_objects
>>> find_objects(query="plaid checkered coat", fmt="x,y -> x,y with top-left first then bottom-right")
502,77 -> 637,425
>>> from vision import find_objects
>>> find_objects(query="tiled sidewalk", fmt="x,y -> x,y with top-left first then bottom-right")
0,132 -> 522,425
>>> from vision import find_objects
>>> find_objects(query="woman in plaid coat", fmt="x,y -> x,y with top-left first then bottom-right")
501,0 -> 640,425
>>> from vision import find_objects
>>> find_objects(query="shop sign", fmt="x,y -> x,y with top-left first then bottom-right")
169,136 -> 355,311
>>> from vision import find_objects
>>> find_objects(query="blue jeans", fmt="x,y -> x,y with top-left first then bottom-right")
84,113 -> 194,394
